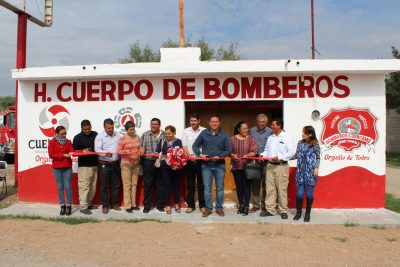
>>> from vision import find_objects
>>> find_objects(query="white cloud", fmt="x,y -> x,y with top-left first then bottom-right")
0,0 -> 399,96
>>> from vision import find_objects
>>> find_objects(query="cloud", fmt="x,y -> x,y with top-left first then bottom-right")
0,0 -> 399,96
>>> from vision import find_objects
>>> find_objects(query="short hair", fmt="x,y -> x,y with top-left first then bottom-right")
124,120 -> 135,131
271,118 -> 283,129
256,113 -> 268,121
103,118 -> 114,126
151,118 -> 161,125
165,125 -> 176,134
55,125 -> 66,134
209,114 -> 220,121
81,119 -> 91,128
189,113 -> 200,120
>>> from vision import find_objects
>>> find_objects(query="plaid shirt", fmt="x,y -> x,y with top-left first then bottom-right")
140,130 -> 165,159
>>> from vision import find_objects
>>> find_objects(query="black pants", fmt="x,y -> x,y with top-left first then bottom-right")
100,163 -> 121,208
184,161 -> 205,209
232,170 -> 252,207
142,159 -> 163,209
161,168 -> 181,206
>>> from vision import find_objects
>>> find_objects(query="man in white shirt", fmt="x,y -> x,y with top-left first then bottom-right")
260,118 -> 294,219
95,118 -> 121,214
182,113 -> 206,213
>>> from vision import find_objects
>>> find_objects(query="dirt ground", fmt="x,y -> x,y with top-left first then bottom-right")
0,165 -> 399,266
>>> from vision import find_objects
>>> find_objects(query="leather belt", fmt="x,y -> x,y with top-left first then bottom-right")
99,160 -> 119,166
268,161 -> 288,165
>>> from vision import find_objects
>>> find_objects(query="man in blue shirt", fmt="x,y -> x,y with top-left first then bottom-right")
193,115 -> 232,217
249,114 -> 273,213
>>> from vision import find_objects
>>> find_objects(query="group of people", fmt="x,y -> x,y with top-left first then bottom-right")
48,113 -> 320,222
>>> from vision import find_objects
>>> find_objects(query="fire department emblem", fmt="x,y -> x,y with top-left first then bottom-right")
39,105 -> 70,137
321,107 -> 378,152
114,107 -> 142,135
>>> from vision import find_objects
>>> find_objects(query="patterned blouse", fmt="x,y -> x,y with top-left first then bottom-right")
292,140 -> 321,185
230,135 -> 258,170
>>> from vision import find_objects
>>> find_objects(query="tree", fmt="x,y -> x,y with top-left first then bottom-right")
119,37 -> 242,63
386,46 -> 400,112
119,41 -> 160,63
0,96 -> 15,109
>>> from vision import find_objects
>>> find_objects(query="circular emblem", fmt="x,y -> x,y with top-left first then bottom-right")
337,117 -> 361,134
39,105 -> 70,137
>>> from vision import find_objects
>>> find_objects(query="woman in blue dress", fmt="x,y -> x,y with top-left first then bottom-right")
291,126 -> 320,222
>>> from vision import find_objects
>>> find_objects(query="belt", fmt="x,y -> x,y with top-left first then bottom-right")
268,161 -> 288,165
99,160 -> 119,166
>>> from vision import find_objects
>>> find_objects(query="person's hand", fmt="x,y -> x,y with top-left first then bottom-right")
314,168 -> 319,177
210,156 -> 219,161
200,154 -> 209,161
271,156 -> 279,162
189,154 -> 197,161
231,153 -> 239,160
83,148 -> 92,153
64,154 -> 72,158
106,152 -> 113,158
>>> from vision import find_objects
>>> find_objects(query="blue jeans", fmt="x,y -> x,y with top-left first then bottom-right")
296,183 -> 316,199
202,162 -> 225,210
53,167 -> 73,205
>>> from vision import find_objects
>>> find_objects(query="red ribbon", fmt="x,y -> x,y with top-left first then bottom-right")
71,150 -> 271,161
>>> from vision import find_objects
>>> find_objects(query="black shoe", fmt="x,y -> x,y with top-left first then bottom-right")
88,205 -> 98,210
126,208 -> 133,213
132,207 -> 140,211
157,206 -> 165,212
260,211 -> 274,217
60,205 -> 66,216
261,206 -> 267,212
293,212 -> 302,220
281,213 -> 288,220
304,197 -> 314,222
293,197 -> 303,221
143,208 -> 150,214
80,209 -> 92,215
242,207 -> 249,216
66,205 -> 72,216
237,204 -> 244,214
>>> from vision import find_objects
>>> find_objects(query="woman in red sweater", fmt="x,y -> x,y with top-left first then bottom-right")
48,125 -> 75,215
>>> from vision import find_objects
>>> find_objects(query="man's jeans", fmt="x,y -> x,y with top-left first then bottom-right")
53,167 -> 73,205
202,161 -> 225,210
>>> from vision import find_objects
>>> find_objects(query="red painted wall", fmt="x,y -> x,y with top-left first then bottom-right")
18,165 -> 385,208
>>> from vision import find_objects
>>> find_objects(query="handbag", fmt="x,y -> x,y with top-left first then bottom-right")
245,160 -> 262,180
154,139 -> 165,168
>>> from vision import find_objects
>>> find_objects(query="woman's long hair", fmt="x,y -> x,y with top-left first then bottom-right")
303,125 -> 319,146
234,121 -> 247,135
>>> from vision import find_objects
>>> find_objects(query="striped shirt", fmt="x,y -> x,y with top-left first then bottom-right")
140,130 -> 165,159
118,134 -> 141,162
230,135 -> 258,170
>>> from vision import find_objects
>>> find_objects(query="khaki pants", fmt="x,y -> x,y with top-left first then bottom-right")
121,161 -> 140,209
265,164 -> 289,215
78,166 -> 98,210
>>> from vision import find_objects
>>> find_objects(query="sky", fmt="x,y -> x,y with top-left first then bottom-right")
0,0 -> 399,96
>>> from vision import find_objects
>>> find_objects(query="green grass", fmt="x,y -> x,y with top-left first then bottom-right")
370,224 -> 386,230
108,218 -> 170,224
0,214 -> 170,225
344,221 -> 359,227
386,152 -> 400,168
333,236 -> 348,243
386,193 -> 400,213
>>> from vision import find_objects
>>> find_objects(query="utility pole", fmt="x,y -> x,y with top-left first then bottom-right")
179,0 -> 184,47
0,0 -> 53,186
311,0 -> 315,59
